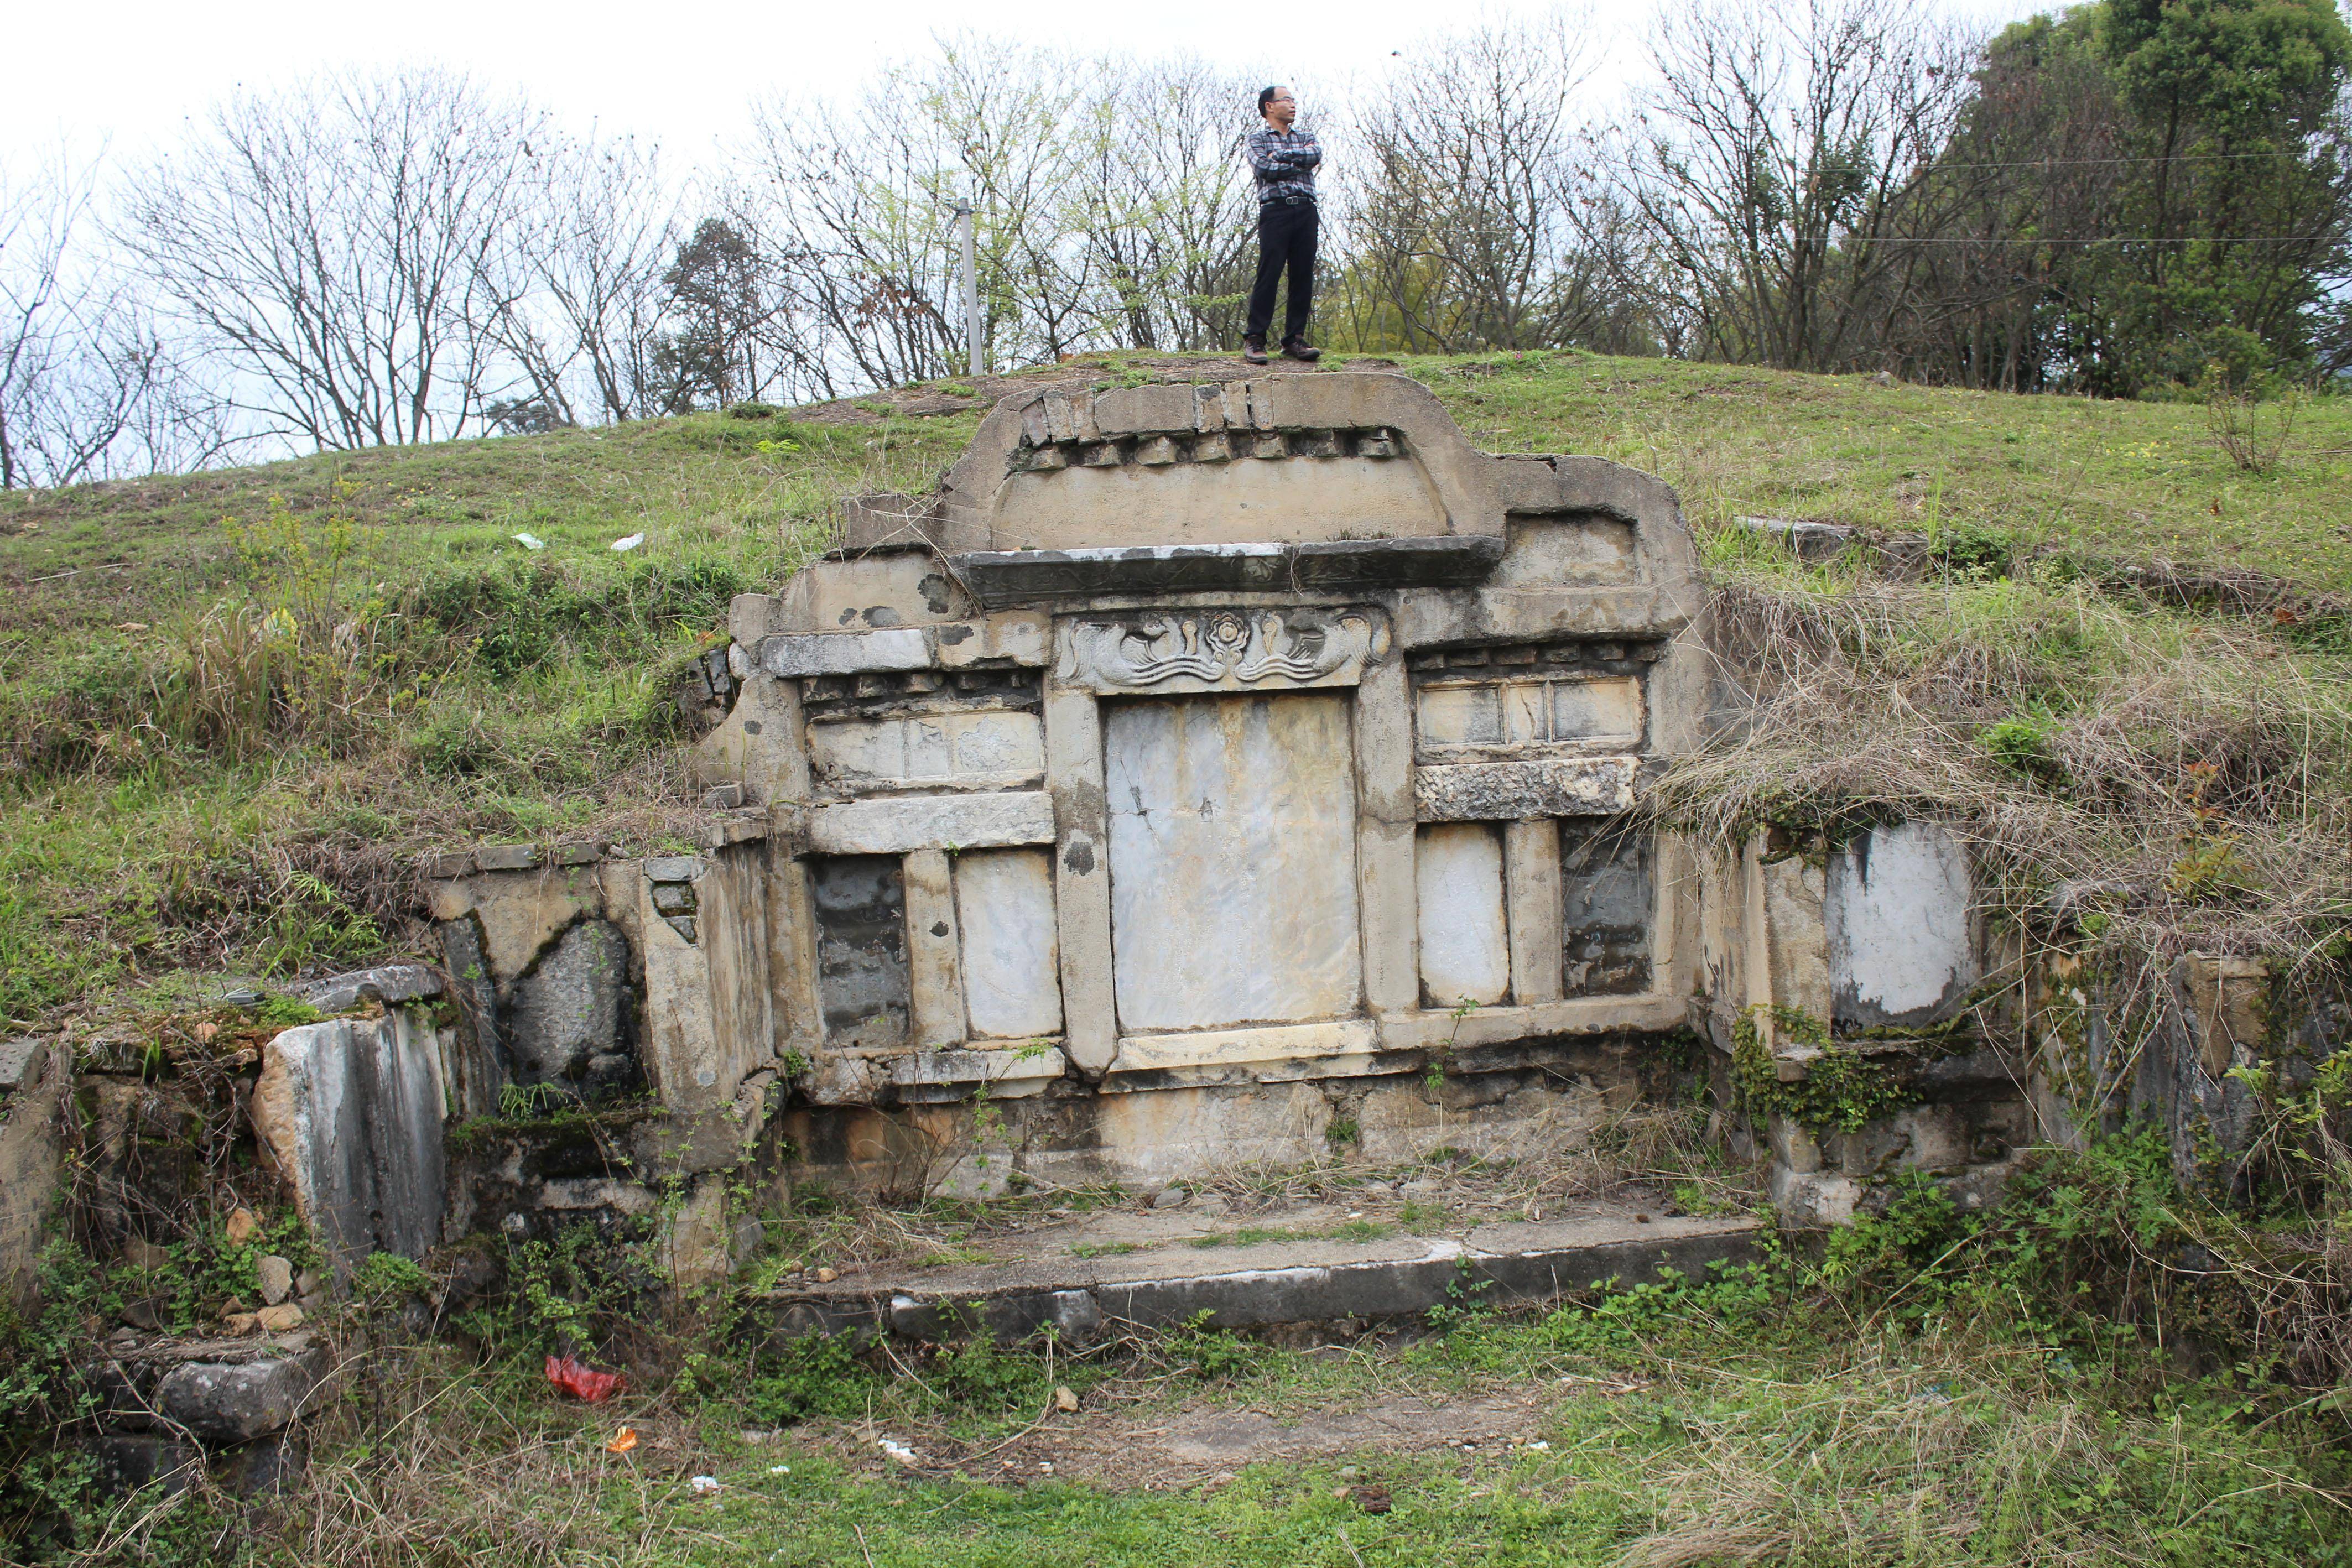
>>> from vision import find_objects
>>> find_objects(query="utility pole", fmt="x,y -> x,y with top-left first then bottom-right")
951,192 -> 981,379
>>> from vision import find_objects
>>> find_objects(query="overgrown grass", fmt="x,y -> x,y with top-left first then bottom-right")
1396,350 -> 2352,595
0,411 -> 967,1023
24,1142 -> 2352,1566
3,357 -> 2347,1027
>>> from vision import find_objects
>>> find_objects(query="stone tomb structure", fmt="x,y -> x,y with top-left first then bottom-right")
423,372 -> 1710,1207
376,369 -> 2027,1274
710,371 -> 1710,1187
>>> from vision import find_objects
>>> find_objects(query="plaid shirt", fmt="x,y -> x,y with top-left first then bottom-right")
1246,125 -> 1323,206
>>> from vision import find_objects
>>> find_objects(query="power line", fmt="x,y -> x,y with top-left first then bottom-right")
1923,150 -> 2343,172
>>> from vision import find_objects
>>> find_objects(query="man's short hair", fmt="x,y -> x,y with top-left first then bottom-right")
1259,85 -> 1284,116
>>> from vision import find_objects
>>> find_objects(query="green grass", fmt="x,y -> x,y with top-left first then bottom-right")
2,356 -> 2348,1024
1391,351 -> 2352,595
107,1284 -> 2352,1567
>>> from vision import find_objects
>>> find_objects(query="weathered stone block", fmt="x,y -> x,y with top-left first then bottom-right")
1825,821 -> 1976,1027
505,920 -> 634,1096
758,628 -> 934,678
252,1016 -> 446,1271
149,1338 -> 327,1444
811,855 -> 910,1050
807,711 -> 1045,793
1414,758 -> 1637,821
808,791 -> 1056,855
955,848 -> 1064,1039
298,963 -> 443,1015
1416,824 -> 1510,1008
1105,694 -> 1360,1032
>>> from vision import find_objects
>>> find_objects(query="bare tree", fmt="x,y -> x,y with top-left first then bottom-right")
741,38 -> 1109,390
1338,15 -> 1618,353
119,68 -> 545,450
1620,0 -> 1976,372
476,129 -> 681,428
1078,58 -> 1260,352
1,156 -> 225,489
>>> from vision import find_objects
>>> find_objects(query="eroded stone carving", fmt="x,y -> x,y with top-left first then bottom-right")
1055,608 -> 1386,695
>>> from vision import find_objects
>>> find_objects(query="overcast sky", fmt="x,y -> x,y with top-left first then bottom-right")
7,0 -> 1644,165
9,0 -> 2051,190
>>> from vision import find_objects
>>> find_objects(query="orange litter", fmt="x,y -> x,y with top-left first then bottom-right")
606,1426 -> 639,1454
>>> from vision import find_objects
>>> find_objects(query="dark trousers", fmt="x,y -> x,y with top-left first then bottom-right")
1245,199 -> 1318,343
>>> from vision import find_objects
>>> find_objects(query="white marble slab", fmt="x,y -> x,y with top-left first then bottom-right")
1416,824 -> 1511,1007
1105,693 -> 1362,1031
955,848 -> 1065,1039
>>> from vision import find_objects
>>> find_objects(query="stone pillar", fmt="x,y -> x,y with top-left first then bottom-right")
1354,653 -> 1419,1013
1045,683 -> 1117,1074
1503,819 -> 1564,1004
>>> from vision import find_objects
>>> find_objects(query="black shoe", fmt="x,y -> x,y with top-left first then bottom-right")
1282,338 -> 1321,362
1242,336 -> 1270,365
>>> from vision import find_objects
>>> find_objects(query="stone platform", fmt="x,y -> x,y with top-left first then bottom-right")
752,1192 -> 1761,1342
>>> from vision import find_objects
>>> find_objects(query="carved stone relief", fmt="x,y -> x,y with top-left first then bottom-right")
1054,608 -> 1387,696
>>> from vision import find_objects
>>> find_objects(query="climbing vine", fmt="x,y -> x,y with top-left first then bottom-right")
1731,1004 -> 1909,1139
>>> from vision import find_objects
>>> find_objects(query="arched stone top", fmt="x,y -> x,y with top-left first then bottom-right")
938,372 -> 1502,553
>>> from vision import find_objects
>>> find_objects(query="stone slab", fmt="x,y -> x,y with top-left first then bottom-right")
1416,825 -> 1510,1008
150,1342 -> 329,1444
1055,607 -> 1385,696
1414,675 -> 1644,755
1107,1020 -> 1376,1076
755,1207 -> 1760,1341
1105,694 -> 1361,1032
1414,758 -> 1637,821
252,1015 -> 445,1274
807,791 -> 1057,856
903,850 -> 965,1050
954,848 -> 1064,1039
1825,821 -> 1978,1027
950,538 -> 1500,608
806,710 -> 1045,793
758,628 -> 934,678
1505,819 -> 1565,1004
887,1046 -> 1068,1100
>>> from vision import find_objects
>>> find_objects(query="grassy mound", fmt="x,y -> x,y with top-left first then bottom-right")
1,352 -> 2346,1027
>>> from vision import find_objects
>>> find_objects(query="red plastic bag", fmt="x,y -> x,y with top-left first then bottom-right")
546,1353 -> 625,1403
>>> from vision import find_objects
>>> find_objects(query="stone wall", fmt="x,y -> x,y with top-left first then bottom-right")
410,372 -> 1710,1215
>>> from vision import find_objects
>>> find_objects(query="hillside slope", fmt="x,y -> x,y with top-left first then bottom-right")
1,351 -> 2346,1025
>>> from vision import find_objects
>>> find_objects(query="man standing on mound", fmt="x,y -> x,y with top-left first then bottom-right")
1242,85 -> 1322,364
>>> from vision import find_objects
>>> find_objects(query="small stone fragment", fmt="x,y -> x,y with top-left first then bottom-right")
256,1256 -> 294,1306
1053,1385 -> 1079,1413
813,1267 -> 838,1284
293,1270 -> 322,1299
1150,1186 -> 1189,1210
224,1207 -> 259,1245
254,1304 -> 305,1332
222,1312 -> 261,1336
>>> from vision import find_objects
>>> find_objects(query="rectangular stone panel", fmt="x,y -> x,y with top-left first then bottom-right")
1056,607 -> 1383,697
1105,692 -> 1361,1032
1560,819 -> 1652,996
810,855 -> 910,1050
758,628 -> 934,678
807,711 -> 1046,793
1825,821 -> 1978,1028
807,791 -> 1056,855
1494,517 -> 1638,587
1416,824 -> 1510,1008
1414,675 -> 1643,757
954,848 -> 1065,1039
1416,758 -> 1636,821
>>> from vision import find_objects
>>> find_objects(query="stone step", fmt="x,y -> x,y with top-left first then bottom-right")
753,1207 -> 1762,1343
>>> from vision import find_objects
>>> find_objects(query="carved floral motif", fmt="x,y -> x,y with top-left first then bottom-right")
1055,609 -> 1386,693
